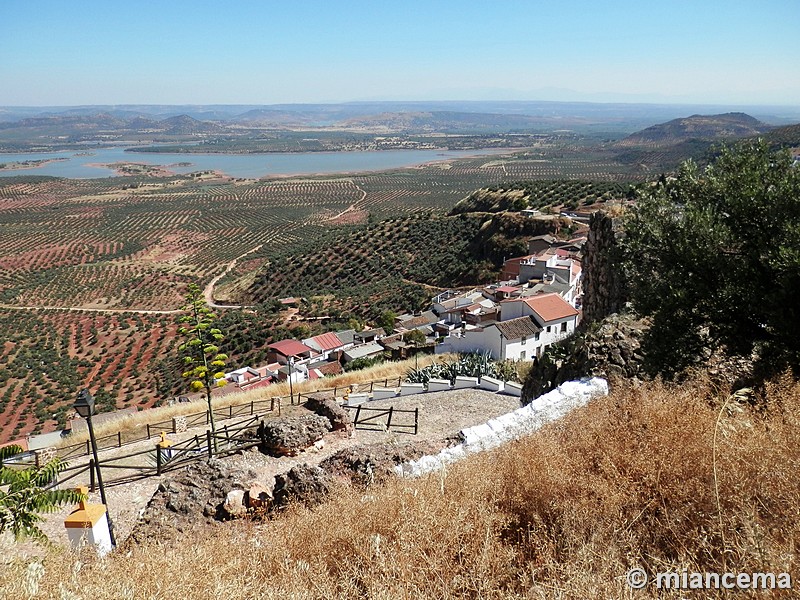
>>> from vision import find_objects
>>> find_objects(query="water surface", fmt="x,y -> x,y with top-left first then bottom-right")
0,147 -> 508,179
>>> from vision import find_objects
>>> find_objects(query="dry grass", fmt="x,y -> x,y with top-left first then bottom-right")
5,375 -> 798,598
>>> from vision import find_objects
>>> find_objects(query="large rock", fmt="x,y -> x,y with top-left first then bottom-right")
246,481 -> 273,509
522,312 -> 647,401
258,414 -> 332,457
127,459 -> 248,544
223,489 -> 246,518
304,393 -> 353,433
581,211 -> 628,326
319,440 -> 453,486
272,465 -> 332,510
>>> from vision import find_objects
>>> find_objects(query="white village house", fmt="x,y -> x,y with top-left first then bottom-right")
437,293 -> 579,360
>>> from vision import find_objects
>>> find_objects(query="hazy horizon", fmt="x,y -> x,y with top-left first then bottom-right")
2,1 -> 798,107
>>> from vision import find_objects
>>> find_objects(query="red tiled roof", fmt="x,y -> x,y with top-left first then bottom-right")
268,339 -> 314,357
494,316 -> 542,340
0,438 -> 28,452
317,361 -> 343,376
308,332 -> 344,351
523,293 -> 579,323
496,285 -> 520,293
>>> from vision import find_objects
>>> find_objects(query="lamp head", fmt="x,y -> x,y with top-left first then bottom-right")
74,389 -> 95,419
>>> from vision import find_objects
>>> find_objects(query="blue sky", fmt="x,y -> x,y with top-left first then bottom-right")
1,0 -> 798,106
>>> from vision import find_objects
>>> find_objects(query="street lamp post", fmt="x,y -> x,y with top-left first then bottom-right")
73,389 -> 116,548
288,357 -> 295,404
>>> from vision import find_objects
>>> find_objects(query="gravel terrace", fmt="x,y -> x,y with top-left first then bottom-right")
8,388 -> 521,558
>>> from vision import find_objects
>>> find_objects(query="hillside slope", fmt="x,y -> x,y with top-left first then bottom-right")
3,376 -> 797,598
617,112 -> 770,147
245,211 -> 564,322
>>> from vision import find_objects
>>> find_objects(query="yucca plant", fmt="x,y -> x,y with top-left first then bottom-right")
0,445 -> 85,542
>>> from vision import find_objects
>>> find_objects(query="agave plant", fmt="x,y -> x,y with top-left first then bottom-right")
404,352 -> 505,384
0,445 -> 85,542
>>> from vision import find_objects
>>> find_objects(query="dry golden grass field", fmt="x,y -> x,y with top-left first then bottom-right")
2,374 -> 797,599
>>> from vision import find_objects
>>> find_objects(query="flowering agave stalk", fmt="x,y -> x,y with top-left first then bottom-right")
178,283 -> 228,451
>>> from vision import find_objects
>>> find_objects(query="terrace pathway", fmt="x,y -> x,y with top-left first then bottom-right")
203,243 -> 263,309
0,303 -> 180,315
0,242 -> 264,314
324,181 -> 368,222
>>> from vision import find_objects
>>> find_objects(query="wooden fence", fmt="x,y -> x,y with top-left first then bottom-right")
45,414 -> 266,492
345,405 -> 418,435
295,376 -> 403,404
55,397 -> 280,461
52,374 -> 409,462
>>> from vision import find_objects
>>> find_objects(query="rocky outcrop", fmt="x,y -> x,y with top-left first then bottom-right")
272,465 -> 332,510
126,459 -> 248,544
304,393 -> 353,433
247,482 -> 273,509
257,415 -> 332,456
319,440 -> 453,486
522,312 -> 647,401
223,489 -> 247,518
581,211 -> 627,326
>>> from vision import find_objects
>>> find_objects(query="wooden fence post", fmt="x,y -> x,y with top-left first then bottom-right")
206,430 -> 213,457
146,424 -> 151,440
89,458 -> 96,492
250,400 -> 254,416
85,439 -> 91,457
118,431 -> 122,448
354,405 -> 362,428
386,407 -> 394,431
414,408 -> 419,435
156,444 -> 162,475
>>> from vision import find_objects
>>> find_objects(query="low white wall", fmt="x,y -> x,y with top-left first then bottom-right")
427,378 -> 452,392
478,376 -> 504,392
371,387 -> 398,400
503,381 -> 523,397
395,378 -> 609,478
346,393 -> 369,406
400,383 -> 425,396
453,376 -> 479,389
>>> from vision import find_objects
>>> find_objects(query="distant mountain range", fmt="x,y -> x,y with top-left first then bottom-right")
2,101 -> 798,128
0,112 -> 225,135
0,103 -> 797,155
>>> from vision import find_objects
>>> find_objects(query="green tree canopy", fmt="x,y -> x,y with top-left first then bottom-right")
0,445 -> 85,542
621,140 -> 800,376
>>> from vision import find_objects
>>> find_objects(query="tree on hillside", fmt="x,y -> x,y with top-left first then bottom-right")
621,140 -> 800,376
177,284 -> 228,445
0,445 -> 85,542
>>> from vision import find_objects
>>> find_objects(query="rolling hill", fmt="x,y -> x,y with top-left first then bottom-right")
616,112 -> 771,147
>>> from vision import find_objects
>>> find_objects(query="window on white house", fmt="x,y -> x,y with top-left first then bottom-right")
535,332 -> 540,340
561,321 -> 568,332
546,326 -> 551,333
521,336 -> 526,345
520,350 -> 526,360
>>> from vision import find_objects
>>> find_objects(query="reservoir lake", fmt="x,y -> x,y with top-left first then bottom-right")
0,147 -> 508,179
